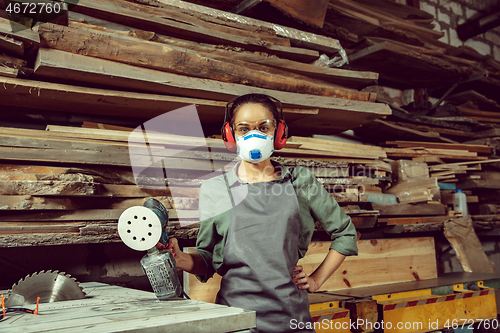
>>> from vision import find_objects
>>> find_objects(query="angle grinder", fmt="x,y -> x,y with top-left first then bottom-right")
117,198 -> 183,300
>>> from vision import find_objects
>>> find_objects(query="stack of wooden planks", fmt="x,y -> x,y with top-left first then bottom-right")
0,124 -> 399,246
370,139 -> 500,233
0,0 -> 391,137
174,0 -> 500,92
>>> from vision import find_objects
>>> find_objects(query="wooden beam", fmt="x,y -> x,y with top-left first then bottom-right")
378,216 -> 451,225
0,208 -> 198,222
144,0 -> 342,54
0,77 -> 390,134
444,216 -> 497,273
34,47 -> 370,103
383,140 -> 492,154
66,0 -> 319,62
36,25 -> 365,101
64,18 -> 377,89
371,202 -> 446,216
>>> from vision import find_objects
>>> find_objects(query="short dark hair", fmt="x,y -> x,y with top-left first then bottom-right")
228,94 -> 280,125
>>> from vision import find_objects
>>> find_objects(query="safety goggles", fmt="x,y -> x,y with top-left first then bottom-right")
233,119 -> 276,137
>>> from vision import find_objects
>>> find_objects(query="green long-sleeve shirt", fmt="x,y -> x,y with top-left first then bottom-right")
195,162 -> 358,282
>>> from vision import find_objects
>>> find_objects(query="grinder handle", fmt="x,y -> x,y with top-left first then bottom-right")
143,198 -> 169,247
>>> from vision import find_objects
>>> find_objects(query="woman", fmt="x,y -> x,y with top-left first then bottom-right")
167,94 -> 358,332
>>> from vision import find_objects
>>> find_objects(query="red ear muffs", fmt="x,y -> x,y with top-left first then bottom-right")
274,119 -> 287,150
222,121 -> 237,152
222,95 -> 288,152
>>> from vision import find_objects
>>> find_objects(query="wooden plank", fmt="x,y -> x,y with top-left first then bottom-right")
184,237 -> 437,302
428,159 -> 500,171
0,208 -> 198,222
0,78 -> 391,137
0,17 -> 40,47
350,215 -> 377,229
0,146 -> 231,172
34,48 -> 371,104
457,105 -> 500,120
384,140 -> 492,154
378,216 -> 451,225
68,23 -> 340,93
289,136 -> 386,158
36,25 -> 366,100
0,222 -> 85,234
371,202 -> 446,216
0,66 -> 17,77
359,119 -> 458,144
447,90 -> 500,112
444,216 -> 497,273
118,0 -> 289,47
457,179 -> 500,190
0,195 -> 196,210
285,143 -> 383,159
330,0 -> 444,40
63,18 -> 375,90
147,0 -> 342,54
0,195 -> 80,210
0,227 -> 121,247
66,0 -> 319,62
0,34 -> 24,57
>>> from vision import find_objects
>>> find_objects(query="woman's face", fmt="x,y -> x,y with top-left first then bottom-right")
232,103 -> 275,137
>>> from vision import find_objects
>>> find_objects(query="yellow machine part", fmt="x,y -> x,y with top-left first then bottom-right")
310,300 -> 351,333
377,285 -> 497,333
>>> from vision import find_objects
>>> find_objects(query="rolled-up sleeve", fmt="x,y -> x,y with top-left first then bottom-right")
303,168 -> 358,256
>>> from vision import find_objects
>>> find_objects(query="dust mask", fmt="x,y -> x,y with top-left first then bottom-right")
236,130 -> 274,163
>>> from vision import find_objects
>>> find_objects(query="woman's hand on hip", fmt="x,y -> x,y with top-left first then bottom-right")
292,265 -> 320,293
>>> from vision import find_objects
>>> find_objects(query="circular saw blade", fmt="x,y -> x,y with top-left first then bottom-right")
8,270 -> 86,305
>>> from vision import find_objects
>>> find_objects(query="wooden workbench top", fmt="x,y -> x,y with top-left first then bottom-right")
0,282 -> 255,332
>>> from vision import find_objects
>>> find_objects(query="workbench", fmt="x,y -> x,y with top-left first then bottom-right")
0,282 -> 256,332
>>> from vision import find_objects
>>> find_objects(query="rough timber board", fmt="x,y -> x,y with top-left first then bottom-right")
34,48 -> 371,104
0,77 -> 390,134
64,0 -> 318,63
184,238 -> 437,303
0,283 -> 255,333
148,0 -> 342,53
37,24 -> 359,99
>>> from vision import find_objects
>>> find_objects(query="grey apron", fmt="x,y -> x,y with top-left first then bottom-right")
216,177 -> 314,333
